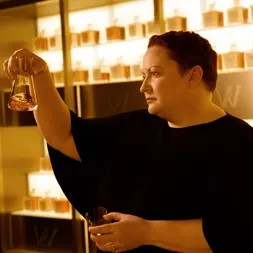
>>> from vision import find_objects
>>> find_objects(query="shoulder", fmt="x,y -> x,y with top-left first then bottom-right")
220,114 -> 253,148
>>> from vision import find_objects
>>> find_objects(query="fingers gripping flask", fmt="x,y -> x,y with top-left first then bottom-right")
8,57 -> 38,111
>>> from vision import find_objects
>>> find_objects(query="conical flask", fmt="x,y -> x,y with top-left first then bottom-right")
8,57 -> 37,111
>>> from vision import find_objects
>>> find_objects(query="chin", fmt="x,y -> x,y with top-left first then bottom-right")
147,104 -> 161,115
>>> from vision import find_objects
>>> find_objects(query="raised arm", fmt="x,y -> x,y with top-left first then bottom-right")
3,48 -> 80,160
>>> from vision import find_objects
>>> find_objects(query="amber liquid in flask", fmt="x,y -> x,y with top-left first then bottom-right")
8,57 -> 37,111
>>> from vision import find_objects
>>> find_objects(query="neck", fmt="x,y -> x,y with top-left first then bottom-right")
164,96 -> 226,128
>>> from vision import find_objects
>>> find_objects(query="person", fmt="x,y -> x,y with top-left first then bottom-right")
3,31 -> 253,253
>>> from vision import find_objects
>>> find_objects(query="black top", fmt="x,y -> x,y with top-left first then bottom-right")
48,109 -> 253,253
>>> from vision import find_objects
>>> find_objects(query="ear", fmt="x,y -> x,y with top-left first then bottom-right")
188,65 -> 203,87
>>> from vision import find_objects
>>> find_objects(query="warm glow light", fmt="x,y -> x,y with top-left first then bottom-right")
12,210 -> 72,220
197,24 -> 253,53
244,119 -> 253,126
36,0 -> 153,68
27,171 -> 66,199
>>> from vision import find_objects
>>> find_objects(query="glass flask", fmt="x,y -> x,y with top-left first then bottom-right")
8,57 -> 37,111
85,206 -> 109,227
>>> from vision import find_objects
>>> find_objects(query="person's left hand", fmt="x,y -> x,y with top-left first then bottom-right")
88,212 -> 150,252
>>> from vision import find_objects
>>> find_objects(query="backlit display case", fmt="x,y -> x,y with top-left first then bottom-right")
1,1 -> 253,253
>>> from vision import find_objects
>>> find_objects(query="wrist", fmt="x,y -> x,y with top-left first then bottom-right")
142,219 -> 154,246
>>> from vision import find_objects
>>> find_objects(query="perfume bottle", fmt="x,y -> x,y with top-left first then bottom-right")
202,2 -> 224,28
128,16 -> 146,38
70,27 -> 80,48
227,0 -> 248,25
100,59 -> 110,81
217,54 -> 222,71
222,43 -> 244,70
244,44 -> 253,69
72,61 -> 89,83
54,193 -> 70,213
106,19 -> 126,41
33,30 -> 48,51
80,24 -> 100,45
52,68 -> 64,85
8,57 -> 37,111
146,20 -> 161,36
23,188 -> 39,211
166,9 -> 187,31
131,55 -> 143,79
38,191 -> 54,212
49,28 -> 62,50
250,5 -> 253,23
92,58 -> 110,82
212,45 -> 222,71
110,57 -> 130,80
39,157 -> 52,171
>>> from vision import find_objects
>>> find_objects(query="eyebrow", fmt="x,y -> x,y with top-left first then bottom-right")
141,65 -> 163,73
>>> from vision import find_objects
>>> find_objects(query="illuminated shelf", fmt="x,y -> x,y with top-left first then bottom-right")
195,22 -> 253,34
218,68 -> 253,75
11,210 -> 72,220
54,78 -> 143,87
36,37 -> 148,54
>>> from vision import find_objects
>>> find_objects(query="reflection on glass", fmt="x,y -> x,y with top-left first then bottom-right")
8,57 -> 37,111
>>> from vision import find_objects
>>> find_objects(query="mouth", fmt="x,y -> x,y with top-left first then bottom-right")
146,98 -> 157,104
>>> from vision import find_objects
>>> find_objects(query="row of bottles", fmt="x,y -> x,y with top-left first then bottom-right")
203,0 -> 253,29
49,46 -> 253,85
23,188 -> 71,214
218,44 -> 253,71
35,18 -> 160,51
165,1 -> 253,32
50,46 -> 253,84
51,57 -> 142,84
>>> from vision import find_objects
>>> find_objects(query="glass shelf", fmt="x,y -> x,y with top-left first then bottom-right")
11,210 -> 73,220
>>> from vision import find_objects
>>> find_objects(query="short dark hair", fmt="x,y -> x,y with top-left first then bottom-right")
148,31 -> 217,92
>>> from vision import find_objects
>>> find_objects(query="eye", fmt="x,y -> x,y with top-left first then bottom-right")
151,72 -> 159,77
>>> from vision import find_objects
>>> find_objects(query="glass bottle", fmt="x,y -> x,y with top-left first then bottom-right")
8,57 -> 37,111
80,24 -> 100,45
106,19 -> 126,41
23,188 -> 39,211
54,193 -> 70,213
49,28 -> 62,50
227,0 -> 248,25
52,64 -> 64,84
72,61 -> 89,83
128,16 -> 146,38
131,55 -> 143,80
38,191 -> 54,212
33,30 -> 48,51
92,58 -> 110,82
202,2 -> 224,28
110,57 -> 130,80
70,26 -> 80,48
146,20 -> 161,36
244,43 -> 253,69
39,157 -> 52,172
166,9 -> 187,31
221,43 -> 244,70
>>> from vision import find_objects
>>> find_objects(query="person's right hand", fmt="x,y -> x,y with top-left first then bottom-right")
3,48 -> 48,80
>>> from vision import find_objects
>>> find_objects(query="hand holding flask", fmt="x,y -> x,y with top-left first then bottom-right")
3,48 -> 48,111
8,57 -> 37,111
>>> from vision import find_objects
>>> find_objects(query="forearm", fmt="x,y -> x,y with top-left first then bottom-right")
145,219 -> 212,253
33,70 -> 71,149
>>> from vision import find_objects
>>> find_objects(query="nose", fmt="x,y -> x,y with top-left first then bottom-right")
140,78 -> 152,93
